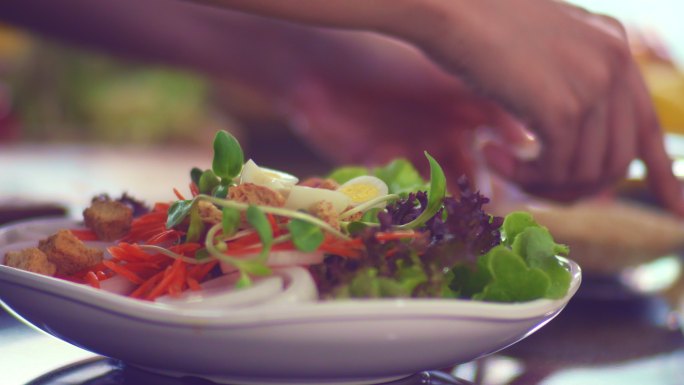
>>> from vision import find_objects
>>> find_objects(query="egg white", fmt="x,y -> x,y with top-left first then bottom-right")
337,176 -> 389,206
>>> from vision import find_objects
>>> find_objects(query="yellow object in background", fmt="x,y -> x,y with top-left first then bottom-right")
636,52 -> 684,134
0,24 -> 31,60
642,63 -> 684,134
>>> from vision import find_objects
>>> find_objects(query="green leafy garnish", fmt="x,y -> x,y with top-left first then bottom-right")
288,218 -> 324,252
190,167 -> 203,186
185,203 -> 204,243
212,130 -> 244,180
245,205 -> 273,263
373,158 -> 427,195
474,246 -> 551,302
328,166 -> 369,184
450,211 -> 571,302
397,152 -> 446,230
166,199 -> 195,229
198,169 -> 220,194
221,206 -> 241,237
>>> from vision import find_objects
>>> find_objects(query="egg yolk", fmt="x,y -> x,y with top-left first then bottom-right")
338,184 -> 379,204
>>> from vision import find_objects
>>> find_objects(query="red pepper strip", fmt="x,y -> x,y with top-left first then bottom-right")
69,229 -> 99,241
95,270 -> 108,280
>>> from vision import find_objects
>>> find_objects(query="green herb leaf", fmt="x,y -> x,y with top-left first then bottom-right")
373,158 -> 426,195
511,226 -> 571,299
327,166 -> 369,184
245,205 -> 273,263
221,206 -> 241,237
212,130 -> 244,180
475,245 -> 550,302
239,261 -> 272,276
287,218 -> 324,252
186,204 -> 205,243
346,221 -> 369,235
235,271 -> 252,288
166,199 -> 195,229
501,211 -> 538,247
212,184 -> 228,198
449,257 -> 492,298
194,248 -> 210,261
198,169 -> 220,194
397,152 -> 446,230
361,207 -> 382,224
190,167 -> 203,186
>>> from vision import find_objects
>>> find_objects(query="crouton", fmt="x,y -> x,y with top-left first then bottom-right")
83,198 -> 133,241
4,248 -> 57,276
228,183 -> 285,207
309,201 -> 341,231
298,178 -> 340,190
38,230 -> 103,275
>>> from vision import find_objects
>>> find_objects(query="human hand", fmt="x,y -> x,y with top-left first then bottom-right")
279,33 -> 523,192
394,0 -> 684,213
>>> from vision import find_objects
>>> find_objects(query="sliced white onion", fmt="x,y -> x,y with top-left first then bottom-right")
154,274 -> 285,309
219,250 -> 324,274
284,185 -> 350,213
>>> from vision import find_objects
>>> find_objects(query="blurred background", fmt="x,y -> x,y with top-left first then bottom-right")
2,2 -> 684,384
0,0 -> 683,211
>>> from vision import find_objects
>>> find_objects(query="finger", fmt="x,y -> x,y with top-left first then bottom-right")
605,79 -> 637,182
630,64 -> 684,215
571,103 -> 608,184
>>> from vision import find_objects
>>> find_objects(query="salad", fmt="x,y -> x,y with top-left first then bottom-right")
3,130 -> 572,303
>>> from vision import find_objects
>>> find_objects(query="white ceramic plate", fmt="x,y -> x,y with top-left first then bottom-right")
0,219 -> 581,385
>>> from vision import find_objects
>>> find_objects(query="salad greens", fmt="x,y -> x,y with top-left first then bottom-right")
165,130 -> 572,303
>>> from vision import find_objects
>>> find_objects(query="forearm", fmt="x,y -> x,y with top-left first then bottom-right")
189,0 -> 457,48
0,0 -> 353,97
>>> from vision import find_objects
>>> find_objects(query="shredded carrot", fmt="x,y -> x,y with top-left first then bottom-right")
190,182 -> 200,197
85,271 -> 100,288
189,260 -> 218,281
146,259 -> 184,300
186,276 -> 202,291
103,260 -> 144,284
173,188 -> 186,201
374,231 -> 421,241
70,229 -> 99,241
267,214 -> 279,236
130,271 -> 164,299
147,229 -> 182,245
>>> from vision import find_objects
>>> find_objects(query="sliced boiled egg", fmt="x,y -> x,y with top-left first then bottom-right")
239,159 -> 299,192
337,176 -> 389,206
284,185 -> 351,213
